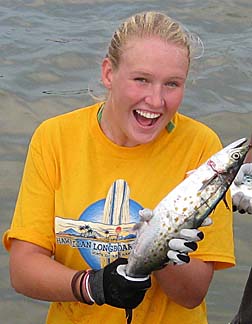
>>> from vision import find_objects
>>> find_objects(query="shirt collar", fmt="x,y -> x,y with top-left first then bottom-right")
97,103 -> 176,133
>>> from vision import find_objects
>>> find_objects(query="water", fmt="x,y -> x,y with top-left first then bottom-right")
1,0 -> 252,323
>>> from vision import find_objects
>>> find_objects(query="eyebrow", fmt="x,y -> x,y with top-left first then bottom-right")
130,71 -> 186,81
130,71 -> 152,77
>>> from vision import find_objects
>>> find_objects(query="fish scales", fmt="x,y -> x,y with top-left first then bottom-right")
126,137 -> 251,278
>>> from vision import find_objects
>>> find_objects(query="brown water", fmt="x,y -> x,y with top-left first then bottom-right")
1,0 -> 252,323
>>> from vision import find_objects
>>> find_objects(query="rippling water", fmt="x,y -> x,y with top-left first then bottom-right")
1,1 -> 252,323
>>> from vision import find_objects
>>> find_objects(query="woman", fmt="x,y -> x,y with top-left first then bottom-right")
2,11 -> 235,324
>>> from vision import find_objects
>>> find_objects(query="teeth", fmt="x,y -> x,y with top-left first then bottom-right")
136,109 -> 160,119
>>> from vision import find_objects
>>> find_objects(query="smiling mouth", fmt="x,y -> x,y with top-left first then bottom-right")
134,109 -> 161,126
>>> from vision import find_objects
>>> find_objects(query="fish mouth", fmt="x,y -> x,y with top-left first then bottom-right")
231,137 -> 248,148
133,109 -> 161,127
223,137 -> 248,152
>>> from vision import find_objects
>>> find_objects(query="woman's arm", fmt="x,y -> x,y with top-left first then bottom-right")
9,239 -> 77,301
9,239 -> 151,309
154,259 -> 214,308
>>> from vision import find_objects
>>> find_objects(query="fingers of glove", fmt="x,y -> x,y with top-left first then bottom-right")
235,163 -> 252,185
242,163 -> 252,175
167,250 -> 190,265
200,216 -> 213,227
104,258 -> 151,290
232,191 -> 245,212
169,238 -> 197,253
179,228 -> 204,242
108,257 -> 128,268
116,264 -> 151,289
247,201 -> 252,214
237,196 -> 252,214
103,258 -> 129,280
103,257 -> 128,275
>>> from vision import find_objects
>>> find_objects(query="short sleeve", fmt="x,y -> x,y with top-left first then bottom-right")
2,123 -> 58,253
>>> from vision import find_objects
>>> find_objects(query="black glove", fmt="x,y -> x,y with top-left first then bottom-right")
88,258 -> 151,309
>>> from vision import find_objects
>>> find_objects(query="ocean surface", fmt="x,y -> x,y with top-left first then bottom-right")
1,0 -> 252,323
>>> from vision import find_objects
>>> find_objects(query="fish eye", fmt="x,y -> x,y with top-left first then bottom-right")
231,152 -> 241,160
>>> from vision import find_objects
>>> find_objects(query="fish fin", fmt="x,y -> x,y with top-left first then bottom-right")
125,308 -> 133,324
132,208 -> 153,233
200,173 -> 219,190
223,193 -> 230,210
139,208 -> 153,222
186,169 -> 196,177
132,222 -> 143,231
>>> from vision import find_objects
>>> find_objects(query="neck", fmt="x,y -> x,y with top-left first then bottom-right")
99,103 -> 138,147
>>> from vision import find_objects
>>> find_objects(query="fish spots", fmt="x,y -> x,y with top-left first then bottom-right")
125,138 -> 250,277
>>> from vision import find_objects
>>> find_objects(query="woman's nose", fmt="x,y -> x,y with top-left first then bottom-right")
144,85 -> 165,108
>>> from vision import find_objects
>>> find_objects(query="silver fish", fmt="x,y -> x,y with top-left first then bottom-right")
126,137 -> 251,278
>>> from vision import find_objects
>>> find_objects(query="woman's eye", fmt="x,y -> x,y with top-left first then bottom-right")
135,77 -> 148,83
165,81 -> 178,88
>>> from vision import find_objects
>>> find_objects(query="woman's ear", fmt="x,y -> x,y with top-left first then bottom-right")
101,58 -> 113,89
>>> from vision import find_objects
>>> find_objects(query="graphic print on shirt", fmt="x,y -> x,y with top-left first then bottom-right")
55,179 -> 142,270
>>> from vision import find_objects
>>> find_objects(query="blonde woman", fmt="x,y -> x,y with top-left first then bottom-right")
3,11 -> 234,324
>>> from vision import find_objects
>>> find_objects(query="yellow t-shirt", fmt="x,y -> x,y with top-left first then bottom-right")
3,102 -> 235,324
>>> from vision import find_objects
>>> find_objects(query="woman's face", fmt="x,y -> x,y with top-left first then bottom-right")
101,36 -> 189,147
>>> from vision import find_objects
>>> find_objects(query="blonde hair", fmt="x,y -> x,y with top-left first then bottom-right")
107,11 -> 203,69
89,11 -> 203,101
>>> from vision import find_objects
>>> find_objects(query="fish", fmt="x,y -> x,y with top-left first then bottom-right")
125,137 -> 251,278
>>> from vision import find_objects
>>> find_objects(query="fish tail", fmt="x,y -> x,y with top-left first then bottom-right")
125,308 -> 133,324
